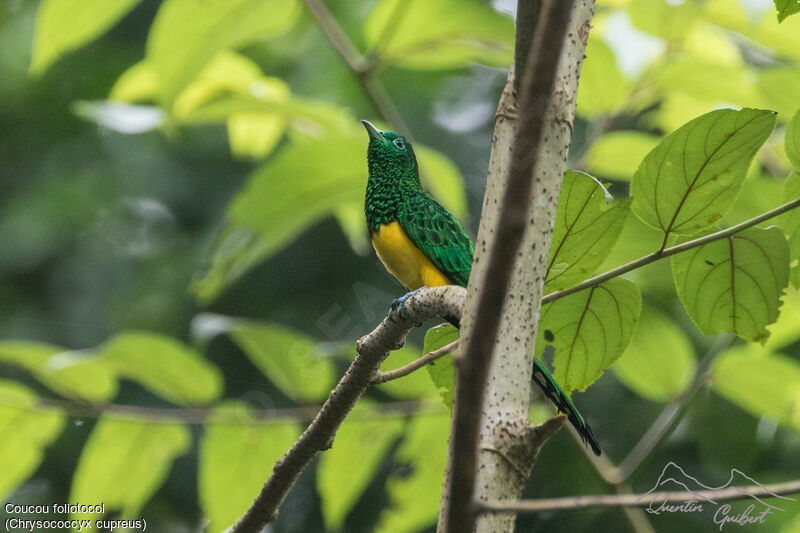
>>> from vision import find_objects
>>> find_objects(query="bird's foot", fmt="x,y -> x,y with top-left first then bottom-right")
389,286 -> 427,322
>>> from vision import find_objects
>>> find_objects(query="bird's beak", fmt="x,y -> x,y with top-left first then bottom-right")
361,120 -> 385,142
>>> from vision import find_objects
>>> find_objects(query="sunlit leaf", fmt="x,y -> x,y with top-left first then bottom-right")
576,37 -> 631,116
423,323 -> 458,410
765,287 -> 800,351
30,0 -> 142,75
199,402 -> 300,533
227,320 -> 335,403
584,131 -> 660,181
653,58 -> 759,108
672,226 -> 790,343
0,381 -> 65,500
712,346 -> 800,431
191,127 -> 364,303
146,0 -> 300,105
540,278 -> 641,392
318,406 -> 404,531
787,109 -> 800,170
706,0 -> 800,63
614,309 -> 695,402
756,69 -> 800,118
628,0 -> 700,40
545,171 -> 631,292
71,416 -> 190,524
101,331 -> 223,405
631,108 -> 776,237
0,341 -> 117,402
109,60 -> 160,102
376,414 -> 450,533
774,0 -> 800,23
363,0 -> 513,70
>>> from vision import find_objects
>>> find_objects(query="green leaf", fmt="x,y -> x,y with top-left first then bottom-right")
0,341 -> 117,402
146,0 -> 300,106
423,324 -> 458,410
30,0 -> 142,75
545,171 -> 631,292
672,226 -> 790,343
191,127 -> 364,303
631,108 -> 776,237
0,381 -> 65,500
765,287 -> 800,351
712,346 -> 800,431
363,0 -> 513,70
705,0 -> 800,63
584,131 -> 660,181
227,321 -> 335,403
576,37 -> 631,117
756,69 -> 800,118
628,0 -> 701,40
318,406 -> 404,531
774,0 -> 800,23
377,414 -> 450,533
540,278 -> 642,392
614,309 -> 696,402
653,59 -> 758,106
71,416 -> 190,523
779,173 -> 800,288
101,331 -> 223,405
199,402 -> 300,533
786,109 -> 800,170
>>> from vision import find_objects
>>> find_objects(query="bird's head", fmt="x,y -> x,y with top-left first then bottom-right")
361,120 -> 419,182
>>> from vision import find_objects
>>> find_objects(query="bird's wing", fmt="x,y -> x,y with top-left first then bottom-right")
400,192 -> 474,288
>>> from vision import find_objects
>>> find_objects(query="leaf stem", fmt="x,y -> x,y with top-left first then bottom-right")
478,478 -> 800,513
543,196 -> 800,305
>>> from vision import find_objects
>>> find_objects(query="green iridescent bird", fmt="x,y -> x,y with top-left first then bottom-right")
362,119 -> 601,456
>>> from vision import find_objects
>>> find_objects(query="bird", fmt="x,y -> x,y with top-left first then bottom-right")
361,119 -> 601,456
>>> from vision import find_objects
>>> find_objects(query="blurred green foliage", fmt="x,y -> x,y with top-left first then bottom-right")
1,0 -> 800,532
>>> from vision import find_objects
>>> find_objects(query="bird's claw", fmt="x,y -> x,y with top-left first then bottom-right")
388,286 -> 426,322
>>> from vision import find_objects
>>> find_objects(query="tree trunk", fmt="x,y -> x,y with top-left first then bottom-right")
437,1 -> 595,531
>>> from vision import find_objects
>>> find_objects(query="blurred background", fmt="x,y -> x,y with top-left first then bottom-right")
1,0 -> 799,531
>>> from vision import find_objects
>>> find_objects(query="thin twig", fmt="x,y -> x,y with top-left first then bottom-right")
613,333 -> 735,483
444,3 -> 574,532
301,0 -> 366,72
479,479 -> 800,513
301,0 -> 412,138
371,340 -> 458,385
231,286 -> 465,533
543,197 -> 800,305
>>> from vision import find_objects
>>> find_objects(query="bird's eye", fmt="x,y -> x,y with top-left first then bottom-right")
393,139 -> 405,149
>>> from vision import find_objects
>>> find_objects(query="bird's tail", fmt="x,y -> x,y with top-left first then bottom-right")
532,358 -> 601,456
442,316 -> 600,455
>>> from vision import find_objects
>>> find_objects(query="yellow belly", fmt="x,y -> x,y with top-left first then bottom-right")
371,222 -> 451,290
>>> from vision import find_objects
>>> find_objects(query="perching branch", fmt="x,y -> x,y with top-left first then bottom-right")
370,340 -> 458,385
231,285 -> 465,533
478,479 -> 800,513
444,3 -> 576,532
543,197 -> 800,305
